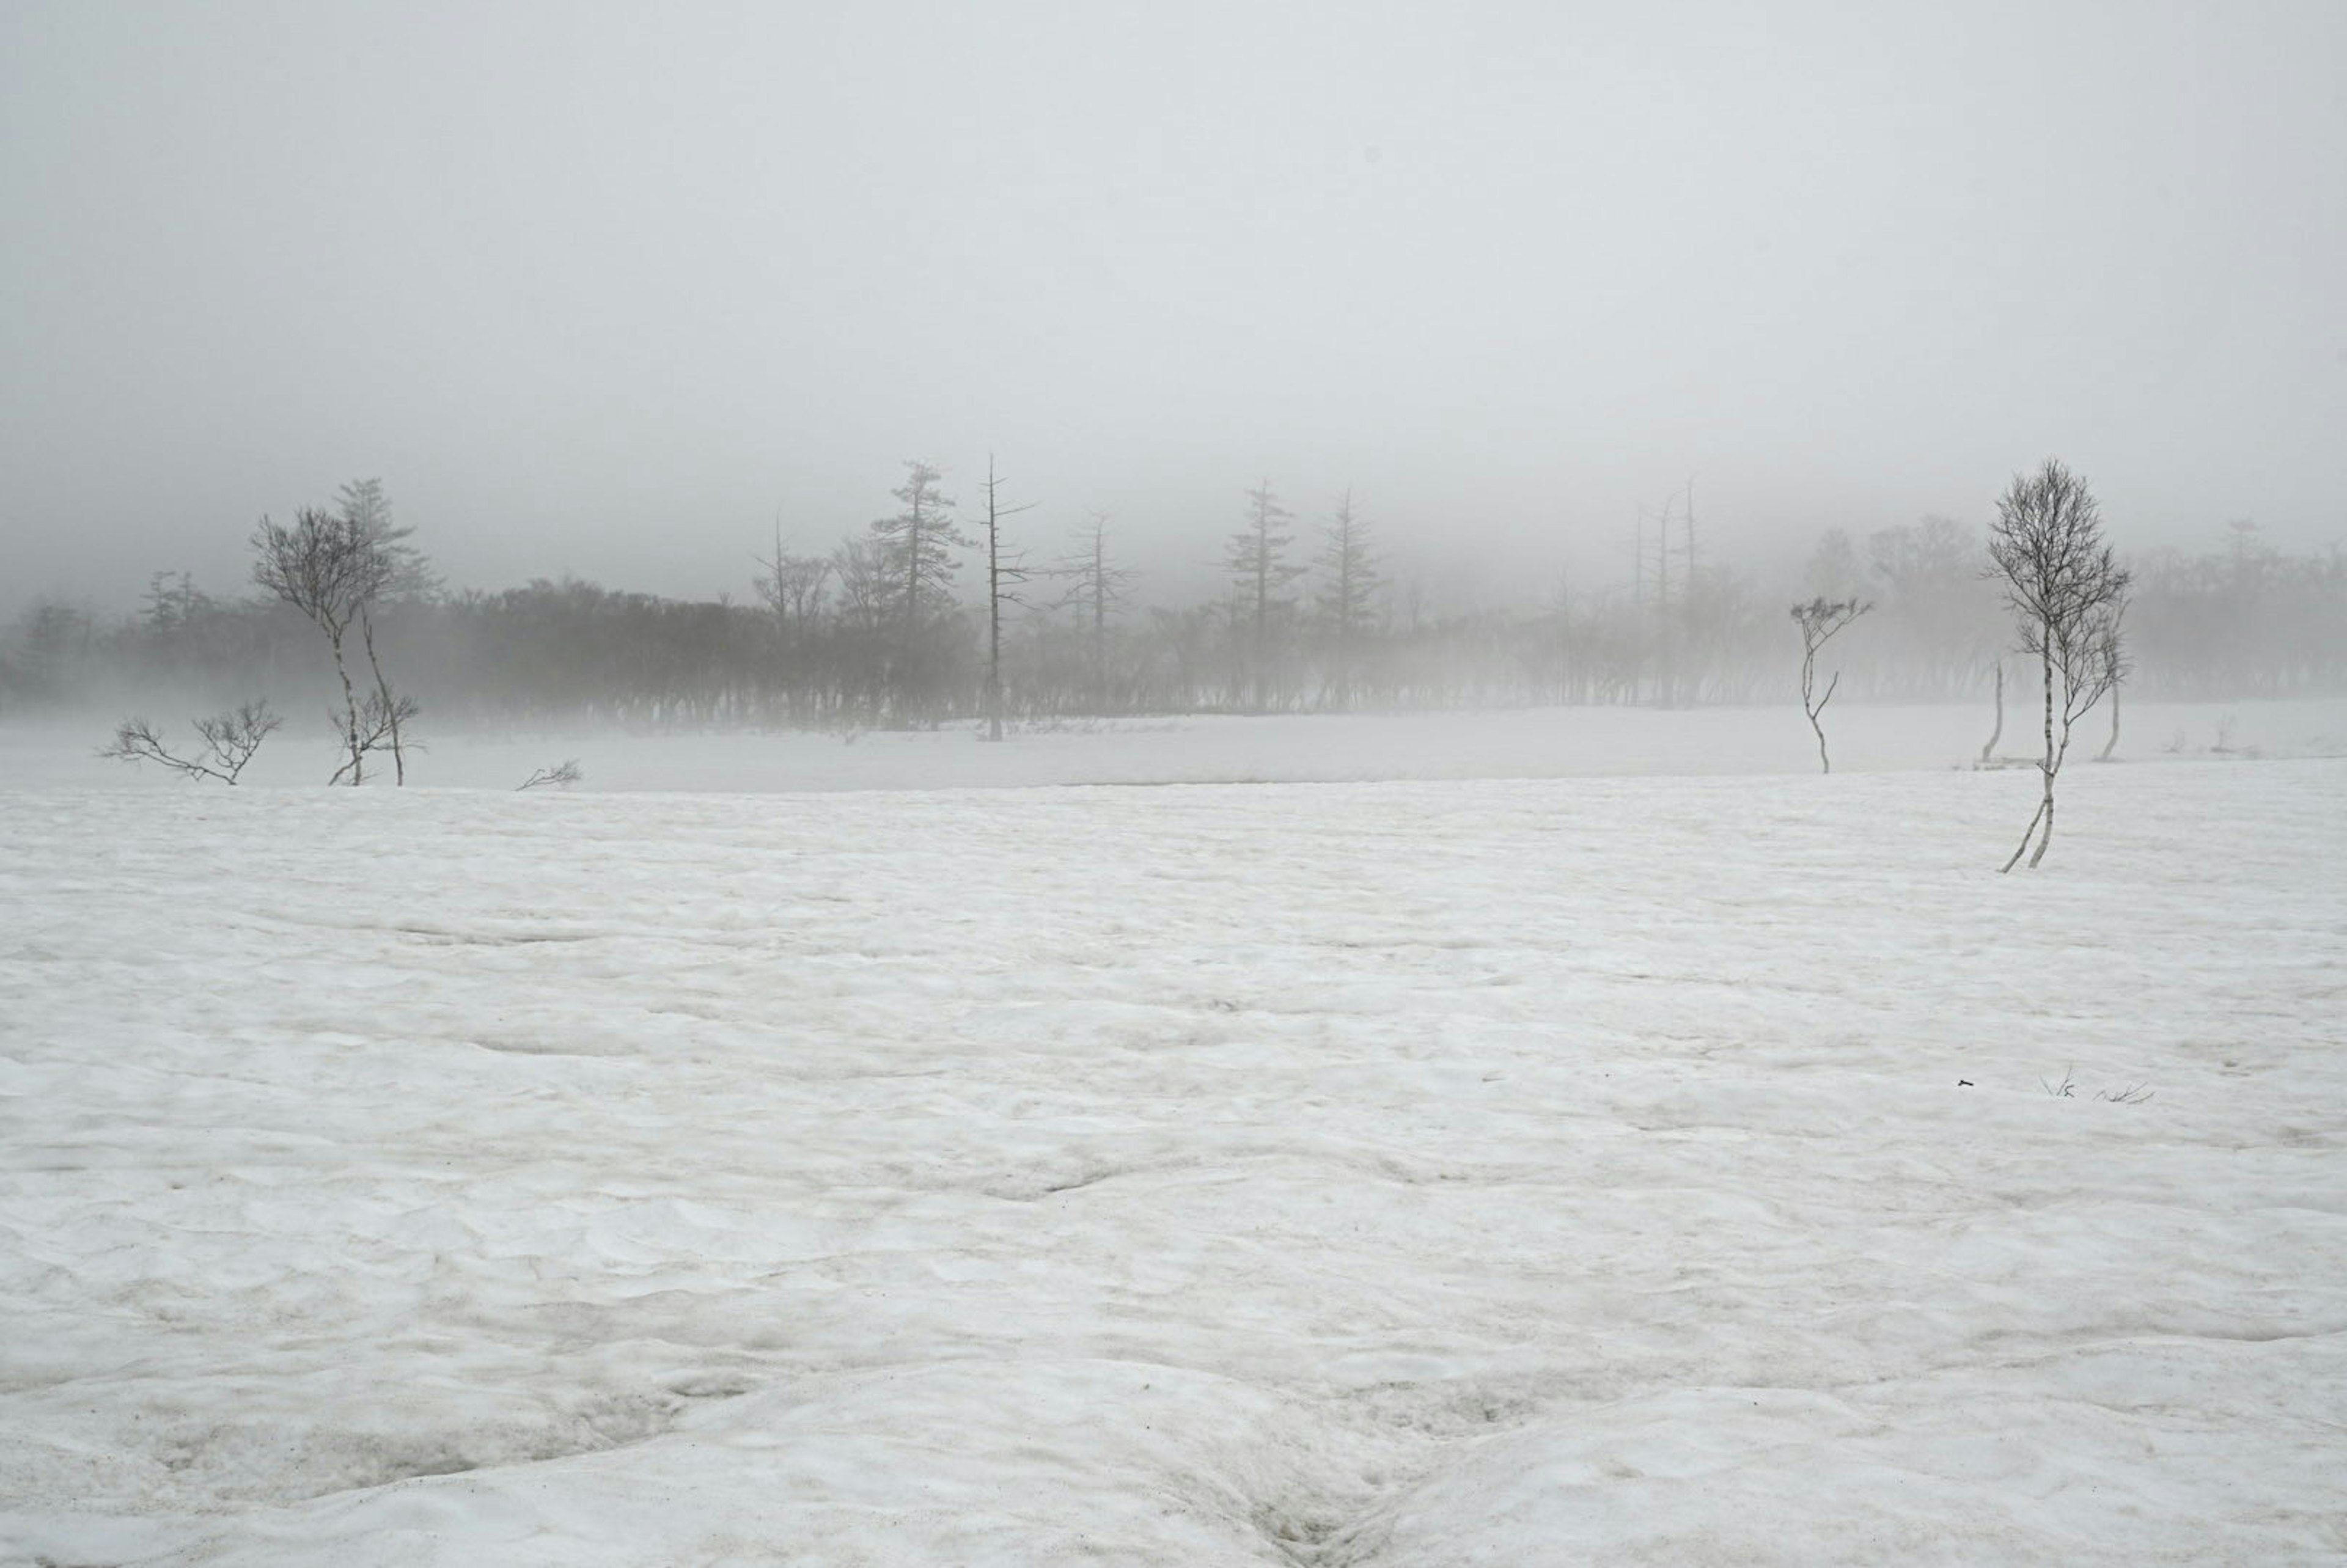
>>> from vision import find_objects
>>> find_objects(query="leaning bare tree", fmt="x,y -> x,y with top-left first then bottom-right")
99,702 -> 282,784
1985,458 -> 2131,871
1790,596 -> 1871,772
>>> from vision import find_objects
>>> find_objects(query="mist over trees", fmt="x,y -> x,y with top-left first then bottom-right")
4,466 -> 2342,734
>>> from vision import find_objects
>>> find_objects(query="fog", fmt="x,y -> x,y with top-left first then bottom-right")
4,0 -> 2342,618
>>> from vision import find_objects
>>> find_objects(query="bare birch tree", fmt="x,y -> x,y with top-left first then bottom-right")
1986,458 -> 2132,871
251,508 -> 378,785
332,479 -> 430,783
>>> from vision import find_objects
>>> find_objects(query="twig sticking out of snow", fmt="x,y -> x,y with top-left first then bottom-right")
518,760 -> 584,791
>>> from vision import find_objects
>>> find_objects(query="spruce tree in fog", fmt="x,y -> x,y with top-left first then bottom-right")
1313,489 -> 1381,711
869,461 -> 971,656
1224,479 -> 1301,711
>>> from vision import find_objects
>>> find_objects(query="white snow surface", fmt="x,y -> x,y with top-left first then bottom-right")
13,696 -> 2346,794
2,733 -> 2344,1564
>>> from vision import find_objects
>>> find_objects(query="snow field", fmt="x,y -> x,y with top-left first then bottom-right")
12,695 -> 2345,795
2,755 -> 2343,1564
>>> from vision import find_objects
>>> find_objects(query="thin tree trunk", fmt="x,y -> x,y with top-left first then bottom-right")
1254,548 -> 1268,713
2099,683 -> 2120,762
1980,661 -> 2004,763
328,626 -> 363,786
2005,640 -> 2057,872
361,604 -> 405,785
2000,796 -> 2046,874
986,464 -> 1003,744
1091,527 -> 1106,711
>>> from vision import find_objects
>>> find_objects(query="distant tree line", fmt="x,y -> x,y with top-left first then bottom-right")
4,471 -> 2341,728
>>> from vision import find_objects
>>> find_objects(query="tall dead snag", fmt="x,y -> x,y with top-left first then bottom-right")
1986,458 -> 2131,871
977,454 -> 1034,742
1791,596 -> 1871,773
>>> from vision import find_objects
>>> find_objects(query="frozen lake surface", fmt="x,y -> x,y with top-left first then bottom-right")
2,710 -> 2343,1564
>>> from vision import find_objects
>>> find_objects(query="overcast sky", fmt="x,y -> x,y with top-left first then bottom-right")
4,0 -> 2341,615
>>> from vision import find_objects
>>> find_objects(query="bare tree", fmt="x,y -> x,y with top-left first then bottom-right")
334,686 -> 421,786
251,486 -> 428,785
1986,458 -> 2132,871
100,702 -> 282,785
1314,488 -> 1382,711
251,508 -> 377,784
1052,511 -> 1135,713
977,455 -> 1035,741
1790,596 -> 1871,773
1225,478 -> 1302,711
334,479 -> 428,784
831,534 -> 891,633
754,517 -> 832,633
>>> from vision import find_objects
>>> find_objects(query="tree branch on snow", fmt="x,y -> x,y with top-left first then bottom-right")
98,702 -> 282,785
517,760 -> 584,790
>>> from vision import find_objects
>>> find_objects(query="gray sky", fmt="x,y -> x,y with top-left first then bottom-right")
4,0 -> 2342,614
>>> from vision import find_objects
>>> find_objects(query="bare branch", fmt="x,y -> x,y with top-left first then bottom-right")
98,702 -> 282,785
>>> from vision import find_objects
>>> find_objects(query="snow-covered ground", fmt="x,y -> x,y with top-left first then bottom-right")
10,695 -> 2345,794
3,718 -> 2343,1564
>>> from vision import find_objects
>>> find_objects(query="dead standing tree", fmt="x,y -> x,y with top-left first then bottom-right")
1790,596 -> 1871,772
1986,458 -> 2132,871
977,454 -> 1035,741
